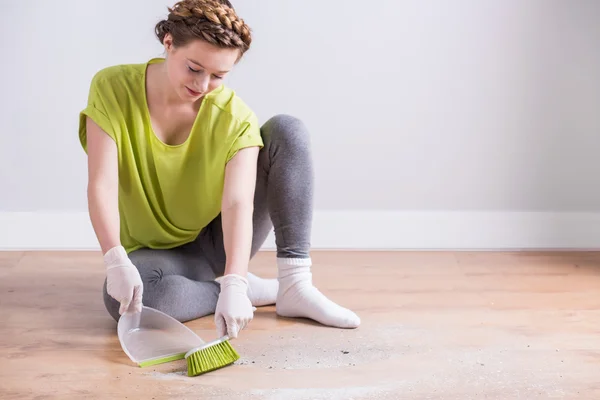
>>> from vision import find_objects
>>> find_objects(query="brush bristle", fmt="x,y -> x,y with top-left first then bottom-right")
186,340 -> 240,376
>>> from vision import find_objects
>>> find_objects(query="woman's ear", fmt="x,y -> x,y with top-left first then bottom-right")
163,33 -> 174,52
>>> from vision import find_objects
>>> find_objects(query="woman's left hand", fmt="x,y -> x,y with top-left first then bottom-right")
214,274 -> 254,338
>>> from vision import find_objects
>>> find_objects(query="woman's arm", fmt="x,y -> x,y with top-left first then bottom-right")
221,146 -> 260,277
86,116 -> 121,255
86,116 -> 143,314
214,146 -> 260,338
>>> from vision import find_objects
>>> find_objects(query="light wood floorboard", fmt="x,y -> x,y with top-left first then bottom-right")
1,251 -> 599,399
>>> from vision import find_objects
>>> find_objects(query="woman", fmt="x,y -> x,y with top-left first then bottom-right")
79,0 -> 360,339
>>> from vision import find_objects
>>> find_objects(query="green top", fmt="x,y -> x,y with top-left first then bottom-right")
79,58 -> 263,253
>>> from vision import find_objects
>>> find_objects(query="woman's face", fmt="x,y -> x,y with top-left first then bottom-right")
163,34 -> 240,102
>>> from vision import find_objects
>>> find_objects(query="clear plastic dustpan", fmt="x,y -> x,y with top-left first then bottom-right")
117,306 -> 205,367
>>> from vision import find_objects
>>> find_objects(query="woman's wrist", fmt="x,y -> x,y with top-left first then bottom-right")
103,245 -> 130,268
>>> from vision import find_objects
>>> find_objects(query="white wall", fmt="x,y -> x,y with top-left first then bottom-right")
1,0 -> 600,250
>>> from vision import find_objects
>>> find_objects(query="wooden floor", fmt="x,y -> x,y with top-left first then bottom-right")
1,250 -> 600,399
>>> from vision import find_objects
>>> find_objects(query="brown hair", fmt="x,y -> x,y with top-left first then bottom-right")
155,0 -> 251,55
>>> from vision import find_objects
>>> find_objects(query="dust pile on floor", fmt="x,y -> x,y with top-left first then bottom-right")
143,321 -> 591,399
234,326 -> 394,370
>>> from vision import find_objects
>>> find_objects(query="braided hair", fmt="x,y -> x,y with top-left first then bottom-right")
155,0 -> 251,55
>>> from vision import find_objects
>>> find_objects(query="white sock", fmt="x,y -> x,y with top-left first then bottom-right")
275,258 -> 360,328
246,272 -> 279,307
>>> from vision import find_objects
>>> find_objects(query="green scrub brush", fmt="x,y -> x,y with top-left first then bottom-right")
184,335 -> 240,376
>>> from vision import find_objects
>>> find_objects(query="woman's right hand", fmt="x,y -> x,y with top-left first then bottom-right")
104,245 -> 144,314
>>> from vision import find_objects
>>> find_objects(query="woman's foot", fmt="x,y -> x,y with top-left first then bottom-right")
275,258 -> 361,328
246,272 -> 279,307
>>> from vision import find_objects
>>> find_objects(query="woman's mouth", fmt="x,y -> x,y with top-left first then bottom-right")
186,86 -> 201,96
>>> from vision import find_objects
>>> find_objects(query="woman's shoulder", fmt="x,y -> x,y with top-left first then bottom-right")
205,85 -> 257,125
88,61 -> 146,93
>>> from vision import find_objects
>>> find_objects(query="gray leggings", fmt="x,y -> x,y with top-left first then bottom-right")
103,114 -> 313,322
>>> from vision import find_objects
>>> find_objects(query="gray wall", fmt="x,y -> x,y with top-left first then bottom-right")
1,0 -> 599,214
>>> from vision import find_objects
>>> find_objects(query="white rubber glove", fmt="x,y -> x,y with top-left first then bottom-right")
214,274 -> 253,338
103,245 -> 143,315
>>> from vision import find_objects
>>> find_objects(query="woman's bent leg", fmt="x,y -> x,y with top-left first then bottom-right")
102,242 -> 220,323
260,114 -> 360,328
202,114 -> 360,327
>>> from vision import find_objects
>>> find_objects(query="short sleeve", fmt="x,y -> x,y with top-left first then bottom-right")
78,71 -> 118,153
226,112 -> 264,162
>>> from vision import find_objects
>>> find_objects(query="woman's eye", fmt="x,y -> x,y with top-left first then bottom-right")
213,75 -> 224,80
188,66 -> 200,73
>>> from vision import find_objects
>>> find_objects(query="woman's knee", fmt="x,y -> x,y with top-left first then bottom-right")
261,114 -> 311,150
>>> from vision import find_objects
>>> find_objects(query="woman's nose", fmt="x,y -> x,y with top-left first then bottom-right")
195,75 -> 210,93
